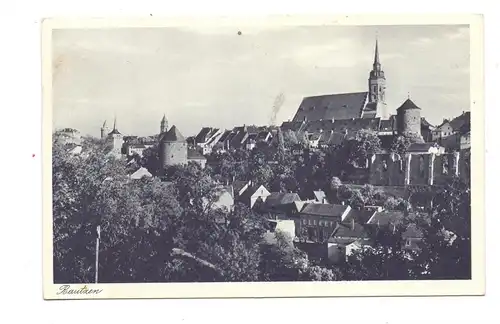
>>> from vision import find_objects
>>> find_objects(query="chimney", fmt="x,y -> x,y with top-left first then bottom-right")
351,218 -> 355,230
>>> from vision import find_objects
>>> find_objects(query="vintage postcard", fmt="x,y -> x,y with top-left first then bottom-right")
42,14 -> 485,299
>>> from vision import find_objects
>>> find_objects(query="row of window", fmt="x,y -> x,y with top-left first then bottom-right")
302,219 -> 335,227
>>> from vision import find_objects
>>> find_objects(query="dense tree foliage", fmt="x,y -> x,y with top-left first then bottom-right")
53,135 -> 335,283
53,129 -> 471,283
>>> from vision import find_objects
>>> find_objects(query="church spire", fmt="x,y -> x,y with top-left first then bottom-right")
373,38 -> 381,70
367,36 -> 387,119
160,113 -> 168,134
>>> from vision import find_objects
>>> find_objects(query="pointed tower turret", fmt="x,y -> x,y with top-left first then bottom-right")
373,38 -> 381,71
100,120 -> 109,139
367,37 -> 388,119
107,116 -> 124,154
160,114 -> 168,134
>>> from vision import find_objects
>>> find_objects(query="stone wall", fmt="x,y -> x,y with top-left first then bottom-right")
369,153 -> 405,186
160,141 -> 188,170
369,151 -> 463,186
398,108 -> 421,137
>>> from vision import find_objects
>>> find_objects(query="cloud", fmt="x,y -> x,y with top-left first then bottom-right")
410,37 -> 434,46
446,26 -> 469,40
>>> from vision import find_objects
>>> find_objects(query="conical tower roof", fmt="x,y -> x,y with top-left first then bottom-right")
108,116 -> 122,135
160,125 -> 185,142
397,98 -> 421,110
374,38 -> 380,66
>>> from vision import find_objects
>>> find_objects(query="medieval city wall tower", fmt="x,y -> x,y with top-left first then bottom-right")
396,98 -> 423,141
159,125 -> 188,172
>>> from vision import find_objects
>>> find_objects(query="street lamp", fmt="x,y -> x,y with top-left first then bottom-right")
95,225 -> 101,283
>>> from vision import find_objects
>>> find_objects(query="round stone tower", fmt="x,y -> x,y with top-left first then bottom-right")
159,125 -> 188,171
396,98 -> 423,140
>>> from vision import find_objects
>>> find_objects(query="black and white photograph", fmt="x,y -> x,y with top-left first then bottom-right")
43,15 -> 484,299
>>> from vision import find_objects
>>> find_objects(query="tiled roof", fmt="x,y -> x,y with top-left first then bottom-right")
218,130 -> 232,143
256,131 -> 271,141
232,180 -> 250,196
421,117 -> 434,129
342,209 -> 377,225
304,119 -> 335,133
280,121 -> 305,132
331,222 -> 371,240
264,192 -> 302,207
449,111 -> 470,130
246,133 -> 258,142
292,92 -> 369,122
313,190 -> 327,202
160,125 -> 185,142
195,127 -> 212,143
367,211 -> 404,226
300,203 -> 349,218
229,131 -> 247,148
332,117 -> 381,135
397,98 -> 421,111
238,185 -> 268,203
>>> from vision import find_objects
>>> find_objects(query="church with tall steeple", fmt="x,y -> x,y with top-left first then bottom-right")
367,38 -> 388,119
291,39 -> 391,122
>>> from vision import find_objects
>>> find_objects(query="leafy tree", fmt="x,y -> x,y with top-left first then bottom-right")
390,135 -> 413,156
344,129 -> 382,168
330,177 -> 342,190
343,224 -> 418,280
259,230 -> 338,281
282,129 -> 299,147
140,144 -> 161,176
413,177 -> 471,279
52,135 -> 129,283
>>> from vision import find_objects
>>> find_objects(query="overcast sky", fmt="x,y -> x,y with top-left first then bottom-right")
52,24 -> 470,137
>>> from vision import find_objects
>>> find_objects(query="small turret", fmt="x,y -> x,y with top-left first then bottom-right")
107,116 -> 124,154
160,114 -> 168,134
100,120 -> 110,139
